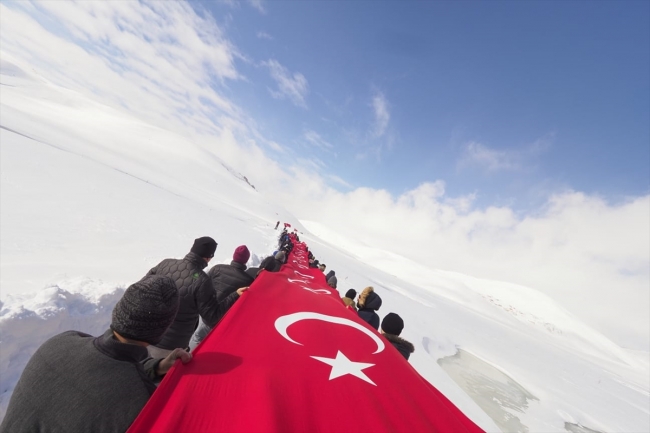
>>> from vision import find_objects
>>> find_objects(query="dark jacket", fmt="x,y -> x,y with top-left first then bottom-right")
259,255 -> 282,273
0,330 -> 161,433
209,261 -> 254,303
357,287 -> 382,330
325,270 -> 335,280
384,333 -> 415,360
146,252 -> 239,349
246,267 -> 260,280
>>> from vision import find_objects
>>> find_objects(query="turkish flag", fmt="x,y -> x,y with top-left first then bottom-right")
284,222 -> 292,228
128,237 -> 483,433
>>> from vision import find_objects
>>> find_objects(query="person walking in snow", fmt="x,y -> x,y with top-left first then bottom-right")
145,237 -> 248,357
0,275 -> 192,433
189,245 -> 254,350
381,313 -> 415,361
357,286 -> 382,330
274,221 -> 280,230
341,288 -> 357,311
258,250 -> 286,274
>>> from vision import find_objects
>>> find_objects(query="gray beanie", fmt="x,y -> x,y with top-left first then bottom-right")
110,275 -> 180,345
327,275 -> 338,288
274,251 -> 286,261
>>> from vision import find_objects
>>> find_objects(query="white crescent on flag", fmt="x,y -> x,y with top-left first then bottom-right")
274,312 -> 385,354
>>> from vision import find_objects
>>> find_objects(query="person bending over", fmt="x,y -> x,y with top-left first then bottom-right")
0,275 -> 192,433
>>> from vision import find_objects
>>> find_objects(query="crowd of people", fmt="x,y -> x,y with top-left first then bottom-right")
275,228 -> 415,361
0,227 -> 415,432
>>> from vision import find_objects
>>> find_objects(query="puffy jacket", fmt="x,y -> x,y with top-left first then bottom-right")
357,286 -> 382,330
146,252 -> 239,350
209,261 -> 254,303
383,333 -> 415,360
246,267 -> 260,280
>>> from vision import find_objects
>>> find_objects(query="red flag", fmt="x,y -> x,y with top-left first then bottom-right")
284,222 -> 291,228
128,237 -> 483,433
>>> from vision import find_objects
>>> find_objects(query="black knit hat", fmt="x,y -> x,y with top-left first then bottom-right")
345,289 -> 356,299
190,236 -> 217,258
381,313 -> 404,336
110,275 -> 180,345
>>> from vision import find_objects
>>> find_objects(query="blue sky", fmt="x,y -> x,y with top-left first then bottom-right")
203,0 -> 649,210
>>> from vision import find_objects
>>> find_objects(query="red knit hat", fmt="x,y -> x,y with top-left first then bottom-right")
233,245 -> 250,264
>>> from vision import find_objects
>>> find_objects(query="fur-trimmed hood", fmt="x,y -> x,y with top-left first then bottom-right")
383,333 -> 415,353
358,286 -> 382,311
341,296 -> 357,310
383,333 -> 415,360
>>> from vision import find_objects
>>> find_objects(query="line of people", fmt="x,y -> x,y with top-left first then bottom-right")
285,229 -> 415,361
1,236 -> 254,432
2,229 -> 415,432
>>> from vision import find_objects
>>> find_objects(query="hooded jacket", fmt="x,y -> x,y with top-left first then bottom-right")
357,286 -> 382,330
383,333 -> 415,360
146,252 -> 239,350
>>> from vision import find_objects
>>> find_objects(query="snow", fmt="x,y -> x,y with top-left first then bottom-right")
1,57 -> 649,432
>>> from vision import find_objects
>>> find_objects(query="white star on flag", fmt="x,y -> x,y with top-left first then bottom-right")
311,350 -> 376,386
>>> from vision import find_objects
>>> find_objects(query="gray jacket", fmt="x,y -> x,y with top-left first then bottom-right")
0,330 -> 161,433
146,252 -> 239,349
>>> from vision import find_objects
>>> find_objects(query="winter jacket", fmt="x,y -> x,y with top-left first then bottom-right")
259,255 -> 283,273
146,252 -> 239,350
0,330 -> 162,433
341,296 -> 357,311
246,267 -> 260,279
209,261 -> 255,303
384,333 -> 415,360
357,286 -> 382,330
188,261 -> 255,350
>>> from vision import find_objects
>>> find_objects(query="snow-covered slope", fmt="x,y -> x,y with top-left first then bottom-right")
1,57 -> 648,432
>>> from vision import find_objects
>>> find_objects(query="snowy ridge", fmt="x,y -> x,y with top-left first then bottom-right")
0,279 -> 124,418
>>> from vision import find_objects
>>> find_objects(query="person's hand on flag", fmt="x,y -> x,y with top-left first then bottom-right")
156,348 -> 193,376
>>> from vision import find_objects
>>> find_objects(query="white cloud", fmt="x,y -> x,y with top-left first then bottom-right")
459,135 -> 553,172
257,31 -> 273,40
0,1 -> 241,138
266,140 -> 285,153
274,182 -> 650,350
303,130 -> 333,150
461,141 -> 520,171
248,0 -> 266,13
327,175 -> 352,188
371,91 -> 390,138
262,59 -> 309,108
